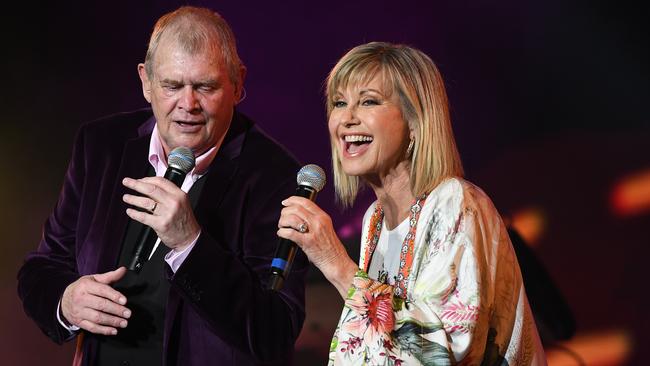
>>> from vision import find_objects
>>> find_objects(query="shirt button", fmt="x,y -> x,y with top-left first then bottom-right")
121,361 -> 130,366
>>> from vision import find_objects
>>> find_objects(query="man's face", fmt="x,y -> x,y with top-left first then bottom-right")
138,38 -> 243,156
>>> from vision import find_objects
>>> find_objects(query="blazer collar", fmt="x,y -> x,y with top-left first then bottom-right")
192,111 -> 250,226
95,116 -> 153,273
96,111 -> 251,272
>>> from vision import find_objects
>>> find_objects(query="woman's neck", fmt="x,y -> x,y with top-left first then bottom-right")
367,161 -> 415,230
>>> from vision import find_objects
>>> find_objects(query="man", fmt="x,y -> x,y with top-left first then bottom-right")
17,6 -> 308,365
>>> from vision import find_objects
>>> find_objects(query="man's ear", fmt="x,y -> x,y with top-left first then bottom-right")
235,64 -> 247,104
137,63 -> 152,103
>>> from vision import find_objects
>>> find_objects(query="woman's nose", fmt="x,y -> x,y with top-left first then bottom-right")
340,106 -> 359,127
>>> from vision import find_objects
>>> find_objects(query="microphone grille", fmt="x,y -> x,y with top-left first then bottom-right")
297,164 -> 326,192
168,147 -> 196,174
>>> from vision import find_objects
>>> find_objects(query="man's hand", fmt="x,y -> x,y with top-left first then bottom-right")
122,176 -> 200,251
60,267 -> 131,335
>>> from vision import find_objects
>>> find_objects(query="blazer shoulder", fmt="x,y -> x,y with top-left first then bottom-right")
238,115 -> 301,177
79,108 -> 154,140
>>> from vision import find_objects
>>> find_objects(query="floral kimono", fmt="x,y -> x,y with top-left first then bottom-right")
329,178 -> 546,365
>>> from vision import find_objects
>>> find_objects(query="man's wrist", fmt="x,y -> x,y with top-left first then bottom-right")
57,298 -> 80,332
165,230 -> 201,273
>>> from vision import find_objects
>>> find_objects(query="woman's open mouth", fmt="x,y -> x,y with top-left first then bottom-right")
343,134 -> 373,156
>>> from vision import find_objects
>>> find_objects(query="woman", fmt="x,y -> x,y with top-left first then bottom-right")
278,42 -> 546,365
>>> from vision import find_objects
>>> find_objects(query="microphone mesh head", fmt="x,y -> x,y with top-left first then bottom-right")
168,147 -> 196,174
297,164 -> 326,192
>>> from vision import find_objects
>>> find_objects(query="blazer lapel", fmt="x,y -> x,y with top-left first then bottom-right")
95,117 -> 154,273
192,112 -> 247,230
162,111 -> 248,360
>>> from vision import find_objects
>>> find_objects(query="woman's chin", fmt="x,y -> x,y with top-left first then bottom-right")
341,161 -> 372,178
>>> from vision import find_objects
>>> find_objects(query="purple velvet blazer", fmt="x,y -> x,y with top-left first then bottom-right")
17,109 -> 308,365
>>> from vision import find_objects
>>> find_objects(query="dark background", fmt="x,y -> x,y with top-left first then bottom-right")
1,0 -> 648,364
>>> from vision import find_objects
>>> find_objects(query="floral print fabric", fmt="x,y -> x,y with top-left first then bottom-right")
328,178 -> 546,365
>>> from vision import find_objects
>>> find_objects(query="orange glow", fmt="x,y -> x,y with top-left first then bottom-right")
610,169 -> 650,217
546,329 -> 632,366
510,206 -> 546,247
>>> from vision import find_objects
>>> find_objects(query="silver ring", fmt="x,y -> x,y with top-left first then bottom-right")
298,222 -> 308,234
151,201 -> 158,213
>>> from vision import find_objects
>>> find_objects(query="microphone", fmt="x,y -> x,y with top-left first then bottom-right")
268,164 -> 326,291
127,146 -> 195,273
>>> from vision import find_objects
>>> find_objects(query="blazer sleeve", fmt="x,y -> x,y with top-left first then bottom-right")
328,185 -> 545,365
17,126 -> 87,344
168,158 -> 308,362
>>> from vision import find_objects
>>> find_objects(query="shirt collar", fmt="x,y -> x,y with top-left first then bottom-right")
148,123 -> 221,179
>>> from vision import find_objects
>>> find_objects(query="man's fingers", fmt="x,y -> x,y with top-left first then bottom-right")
87,294 -> 131,318
66,291 -> 131,335
61,269 -> 133,335
90,270 -> 128,305
82,307 -> 128,329
138,176 -> 180,191
123,194 -> 157,212
78,319 -> 119,336
125,207 -> 154,227
93,267 -> 127,284
122,177 -> 177,200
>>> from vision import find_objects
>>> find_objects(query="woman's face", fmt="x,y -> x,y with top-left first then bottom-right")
328,75 -> 410,180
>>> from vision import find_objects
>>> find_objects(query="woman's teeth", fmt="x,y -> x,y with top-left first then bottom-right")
344,135 -> 373,143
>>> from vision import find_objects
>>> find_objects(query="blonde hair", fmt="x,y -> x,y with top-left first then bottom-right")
144,6 -> 244,88
326,42 -> 464,207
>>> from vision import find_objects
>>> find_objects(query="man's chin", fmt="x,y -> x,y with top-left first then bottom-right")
162,139 -> 202,157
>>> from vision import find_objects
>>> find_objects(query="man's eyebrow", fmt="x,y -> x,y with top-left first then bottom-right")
159,78 -> 181,85
195,79 -> 220,86
158,78 -> 220,86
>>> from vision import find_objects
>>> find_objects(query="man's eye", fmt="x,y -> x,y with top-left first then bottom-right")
163,84 -> 181,91
198,86 -> 215,93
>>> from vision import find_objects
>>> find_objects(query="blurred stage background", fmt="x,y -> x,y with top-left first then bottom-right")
1,0 -> 648,364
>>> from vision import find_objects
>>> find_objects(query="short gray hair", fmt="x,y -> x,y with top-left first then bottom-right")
144,6 -> 243,87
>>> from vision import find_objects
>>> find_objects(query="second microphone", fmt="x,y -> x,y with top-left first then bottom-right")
268,164 -> 326,291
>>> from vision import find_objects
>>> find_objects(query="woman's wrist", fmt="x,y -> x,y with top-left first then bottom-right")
326,258 -> 359,299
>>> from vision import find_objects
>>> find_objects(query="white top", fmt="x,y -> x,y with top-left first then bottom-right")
367,217 -> 410,287
329,177 -> 547,365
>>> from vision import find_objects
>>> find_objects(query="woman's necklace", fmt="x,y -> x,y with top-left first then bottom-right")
362,193 -> 427,299
375,222 -> 407,285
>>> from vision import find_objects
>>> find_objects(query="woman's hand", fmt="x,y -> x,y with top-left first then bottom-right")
277,196 -> 358,298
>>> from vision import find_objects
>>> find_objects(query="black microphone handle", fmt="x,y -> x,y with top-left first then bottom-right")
127,166 -> 187,272
268,185 -> 317,291
127,226 -> 157,272
164,167 -> 186,187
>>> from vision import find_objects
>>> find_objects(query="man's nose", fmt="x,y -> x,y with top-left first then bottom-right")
178,86 -> 200,111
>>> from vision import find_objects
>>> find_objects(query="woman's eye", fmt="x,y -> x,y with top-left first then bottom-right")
333,101 -> 347,108
361,99 -> 379,106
